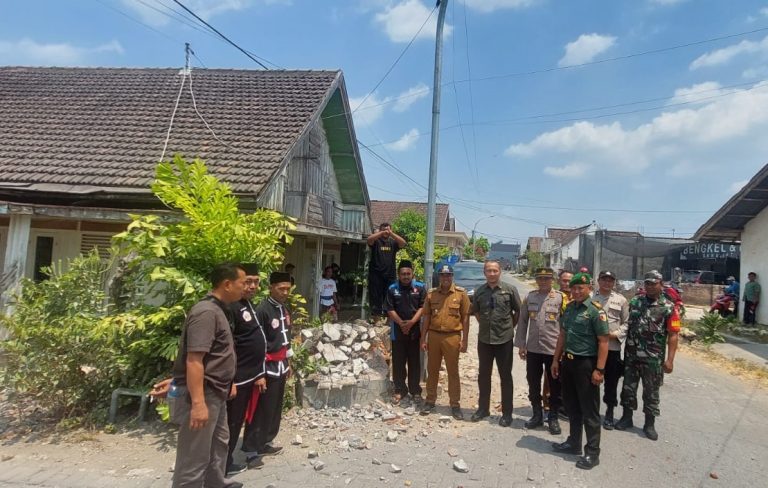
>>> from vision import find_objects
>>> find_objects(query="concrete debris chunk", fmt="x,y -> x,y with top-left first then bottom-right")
453,459 -> 469,473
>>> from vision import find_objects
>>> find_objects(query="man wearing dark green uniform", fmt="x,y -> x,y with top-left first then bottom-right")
551,272 -> 609,470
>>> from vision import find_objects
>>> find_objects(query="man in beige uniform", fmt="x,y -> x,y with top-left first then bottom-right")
420,264 -> 471,420
591,270 -> 628,429
516,267 -> 566,435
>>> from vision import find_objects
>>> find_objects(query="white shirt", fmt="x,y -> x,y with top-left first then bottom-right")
319,278 -> 337,306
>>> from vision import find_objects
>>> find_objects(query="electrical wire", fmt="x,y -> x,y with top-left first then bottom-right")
461,0 -> 479,173
158,73 -> 187,161
93,0 -> 184,45
171,0 -> 272,69
351,4 -> 437,114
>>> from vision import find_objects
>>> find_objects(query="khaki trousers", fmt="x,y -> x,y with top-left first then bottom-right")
425,330 -> 461,407
172,388 -> 231,488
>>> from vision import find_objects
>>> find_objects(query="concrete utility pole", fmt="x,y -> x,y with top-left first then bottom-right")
424,0 -> 449,288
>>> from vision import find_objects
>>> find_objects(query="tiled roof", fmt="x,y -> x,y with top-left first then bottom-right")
370,200 -> 451,231
0,67 -> 340,194
547,224 -> 591,245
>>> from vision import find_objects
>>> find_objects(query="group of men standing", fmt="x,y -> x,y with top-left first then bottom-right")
158,263 -> 295,488
381,258 -> 681,472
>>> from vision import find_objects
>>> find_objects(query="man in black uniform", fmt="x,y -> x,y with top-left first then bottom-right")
241,271 -> 293,468
385,260 -> 426,405
551,272 -> 609,470
367,222 -> 407,317
225,263 -> 267,475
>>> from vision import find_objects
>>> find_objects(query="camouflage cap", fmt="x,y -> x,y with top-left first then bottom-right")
643,270 -> 663,283
569,272 -> 592,286
534,267 -> 555,278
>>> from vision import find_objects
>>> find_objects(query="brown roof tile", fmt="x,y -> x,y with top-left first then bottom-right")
370,200 -> 451,231
0,67 -> 340,194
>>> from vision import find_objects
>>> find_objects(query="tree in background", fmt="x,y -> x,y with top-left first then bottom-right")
391,209 -> 450,281
464,236 -> 490,260
524,251 -> 545,275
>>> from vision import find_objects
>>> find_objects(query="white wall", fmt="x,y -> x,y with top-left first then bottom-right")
741,205 -> 768,324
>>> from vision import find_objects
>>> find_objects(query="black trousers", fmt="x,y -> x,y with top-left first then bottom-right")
368,273 -> 393,316
602,350 -> 623,408
391,334 -> 422,396
526,351 -> 561,412
477,339 -> 514,416
561,356 -> 601,456
241,375 -> 286,456
744,300 -> 758,324
226,381 -> 253,467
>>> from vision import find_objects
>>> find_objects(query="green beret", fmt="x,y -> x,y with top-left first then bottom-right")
569,272 -> 592,286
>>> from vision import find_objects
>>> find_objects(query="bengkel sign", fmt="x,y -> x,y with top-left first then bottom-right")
681,242 -> 740,260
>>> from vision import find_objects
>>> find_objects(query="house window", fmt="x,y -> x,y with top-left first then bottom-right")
33,236 -> 54,282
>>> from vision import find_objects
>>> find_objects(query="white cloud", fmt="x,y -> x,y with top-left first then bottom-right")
349,92 -> 390,127
729,179 -> 749,193
463,0 -> 539,13
392,82 -> 430,112
558,33 -> 616,67
375,0 -> 453,43
543,163 -> 589,179
743,65 -> 768,79
505,81 -> 768,177
120,0 -> 288,27
669,81 -> 728,105
690,35 -> 768,70
386,128 -> 421,151
0,38 -> 124,65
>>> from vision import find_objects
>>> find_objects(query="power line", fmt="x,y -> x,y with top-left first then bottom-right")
357,140 -> 428,191
458,25 -> 768,84
445,194 -> 713,214
362,78 -> 768,147
93,0 -> 184,45
461,0 -> 479,172
351,4 -> 437,114
170,0 -> 272,69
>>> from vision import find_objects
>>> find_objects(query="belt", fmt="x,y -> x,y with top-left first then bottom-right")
564,353 -> 596,360
429,328 -> 461,334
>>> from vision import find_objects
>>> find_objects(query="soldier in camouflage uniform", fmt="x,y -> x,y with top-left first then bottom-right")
615,270 -> 680,441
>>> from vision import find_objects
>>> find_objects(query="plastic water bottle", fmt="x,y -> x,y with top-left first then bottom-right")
168,379 -> 179,398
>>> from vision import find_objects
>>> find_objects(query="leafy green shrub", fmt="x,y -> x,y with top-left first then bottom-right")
391,209 -> 450,280
0,251 -> 121,419
694,313 -> 736,345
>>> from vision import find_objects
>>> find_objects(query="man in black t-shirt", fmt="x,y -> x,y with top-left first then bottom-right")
367,222 -> 407,317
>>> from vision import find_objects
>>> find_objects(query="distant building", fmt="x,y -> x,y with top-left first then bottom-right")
370,200 -> 468,256
488,242 -> 521,270
695,162 -> 768,322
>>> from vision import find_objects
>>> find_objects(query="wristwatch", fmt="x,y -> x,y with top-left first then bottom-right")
595,367 -> 605,374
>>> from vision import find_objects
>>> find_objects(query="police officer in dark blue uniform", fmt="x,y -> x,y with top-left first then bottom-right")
385,260 -> 426,405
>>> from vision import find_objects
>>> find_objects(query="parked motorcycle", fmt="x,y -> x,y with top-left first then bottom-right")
709,292 -> 737,316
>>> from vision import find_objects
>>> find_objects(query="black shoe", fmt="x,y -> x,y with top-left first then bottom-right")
576,454 -> 600,470
499,415 -> 513,427
260,445 -> 283,456
225,482 -> 244,488
548,414 -> 561,435
246,456 -> 264,470
643,414 -> 658,441
603,406 -> 615,430
471,410 -> 490,422
614,409 -> 634,431
557,406 -> 569,421
552,440 -> 582,455
525,406 -> 544,429
420,402 -> 435,415
412,395 -> 424,406
451,407 -> 464,421
226,463 -> 247,476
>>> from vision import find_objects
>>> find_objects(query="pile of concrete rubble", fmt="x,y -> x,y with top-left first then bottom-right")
300,320 -> 391,391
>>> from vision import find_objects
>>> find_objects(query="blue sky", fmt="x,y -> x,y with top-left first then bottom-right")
3,0 -> 768,244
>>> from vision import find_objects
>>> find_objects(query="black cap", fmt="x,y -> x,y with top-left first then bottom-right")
269,271 -> 292,284
598,270 -> 616,279
242,263 -> 260,276
438,264 -> 454,274
398,260 -> 413,270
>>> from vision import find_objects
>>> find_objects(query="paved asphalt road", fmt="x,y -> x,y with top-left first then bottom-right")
1,272 -> 767,487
